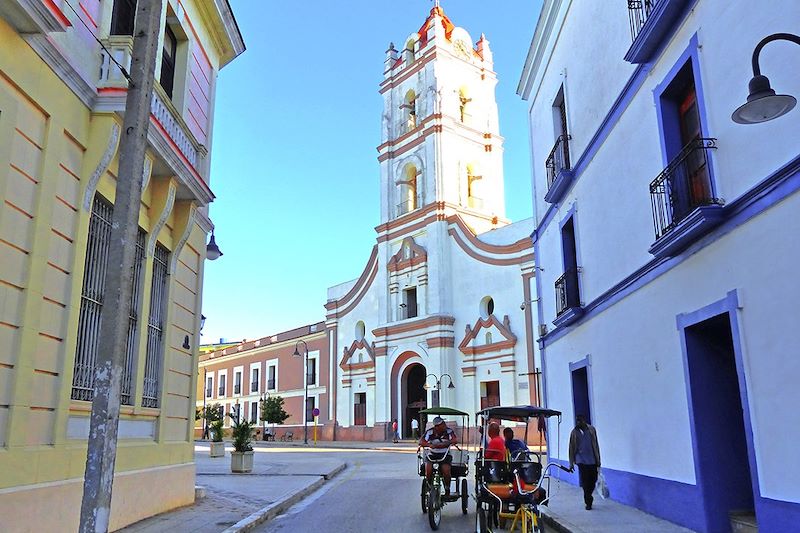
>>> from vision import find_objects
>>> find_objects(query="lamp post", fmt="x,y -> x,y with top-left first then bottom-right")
423,373 -> 455,408
292,340 -> 309,444
732,33 -> 800,124
202,367 -> 208,439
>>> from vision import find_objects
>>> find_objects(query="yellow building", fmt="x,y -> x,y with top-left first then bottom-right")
0,1 -> 244,530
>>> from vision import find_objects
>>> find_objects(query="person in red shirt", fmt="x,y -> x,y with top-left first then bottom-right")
484,422 -> 506,461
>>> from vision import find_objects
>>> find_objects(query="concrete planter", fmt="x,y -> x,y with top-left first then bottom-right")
231,450 -> 254,473
209,442 -> 225,458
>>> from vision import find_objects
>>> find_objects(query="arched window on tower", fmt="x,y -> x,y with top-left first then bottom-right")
401,90 -> 417,132
404,38 -> 416,65
467,163 -> 483,209
458,86 -> 472,124
397,163 -> 419,217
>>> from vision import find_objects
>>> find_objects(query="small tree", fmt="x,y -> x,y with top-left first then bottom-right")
228,413 -> 254,452
260,395 -> 290,434
210,419 -> 224,442
200,403 -> 222,439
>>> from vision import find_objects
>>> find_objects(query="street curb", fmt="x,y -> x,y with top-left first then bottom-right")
540,510 -> 576,533
221,463 -> 347,533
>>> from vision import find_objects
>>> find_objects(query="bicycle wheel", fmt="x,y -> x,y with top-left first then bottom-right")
428,485 -> 441,530
476,503 -> 488,533
461,478 -> 468,515
421,478 -> 428,513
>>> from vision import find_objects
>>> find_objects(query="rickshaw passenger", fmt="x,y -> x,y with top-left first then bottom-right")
420,416 -> 457,494
504,427 -> 529,457
484,422 -> 506,460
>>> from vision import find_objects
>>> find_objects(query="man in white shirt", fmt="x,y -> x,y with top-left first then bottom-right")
411,417 -> 420,439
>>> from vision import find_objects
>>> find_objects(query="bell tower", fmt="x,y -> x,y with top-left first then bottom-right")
377,6 -> 506,232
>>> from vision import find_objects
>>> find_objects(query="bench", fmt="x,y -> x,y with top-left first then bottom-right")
280,431 -> 294,442
263,429 -> 275,442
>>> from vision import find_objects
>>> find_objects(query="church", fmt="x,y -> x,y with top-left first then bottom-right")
325,6 -> 539,440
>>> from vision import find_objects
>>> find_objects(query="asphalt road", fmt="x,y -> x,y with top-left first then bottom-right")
258,449 -> 475,533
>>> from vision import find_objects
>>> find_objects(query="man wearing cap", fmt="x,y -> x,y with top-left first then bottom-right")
419,416 -> 458,494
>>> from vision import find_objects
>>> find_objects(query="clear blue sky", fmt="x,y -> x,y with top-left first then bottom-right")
202,1 -> 542,344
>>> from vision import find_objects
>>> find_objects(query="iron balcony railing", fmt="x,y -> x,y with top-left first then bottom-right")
234,384 -> 241,395
545,135 -> 571,191
306,372 -> 316,386
218,385 -> 225,396
251,381 -> 259,392
555,268 -> 581,317
206,388 -> 212,398
468,196 -> 484,209
649,138 -> 720,240
628,0 -> 657,42
396,198 -> 420,217
267,378 -> 276,390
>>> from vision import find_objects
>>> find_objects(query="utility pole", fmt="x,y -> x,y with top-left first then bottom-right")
79,1 -> 163,531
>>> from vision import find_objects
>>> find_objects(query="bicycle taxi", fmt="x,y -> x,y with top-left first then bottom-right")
474,405 -> 569,533
416,407 -> 471,530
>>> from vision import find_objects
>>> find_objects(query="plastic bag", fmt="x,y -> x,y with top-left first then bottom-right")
595,469 -> 610,499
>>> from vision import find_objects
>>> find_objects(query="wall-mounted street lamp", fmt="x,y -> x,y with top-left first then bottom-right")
424,373 -> 455,408
732,33 -> 800,124
292,340 -> 309,445
206,230 -> 223,260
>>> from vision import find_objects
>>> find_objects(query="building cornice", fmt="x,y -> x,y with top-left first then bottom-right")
517,0 -> 568,102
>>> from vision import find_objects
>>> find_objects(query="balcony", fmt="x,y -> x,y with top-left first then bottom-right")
95,45 -> 211,204
400,303 -> 419,320
234,384 -> 241,395
206,387 -> 212,398
267,378 -> 276,390
468,196 -> 484,209
251,381 -> 259,393
553,268 -> 583,328
396,199 -> 419,217
218,386 -> 225,396
625,0 -> 692,64
543,135 -> 574,204
649,138 -> 723,258
98,36 -> 134,89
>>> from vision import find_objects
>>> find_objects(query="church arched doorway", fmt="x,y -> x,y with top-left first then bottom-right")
402,363 -> 427,438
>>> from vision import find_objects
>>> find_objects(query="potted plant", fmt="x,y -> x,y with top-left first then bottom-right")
229,414 -> 255,473
209,419 -> 225,457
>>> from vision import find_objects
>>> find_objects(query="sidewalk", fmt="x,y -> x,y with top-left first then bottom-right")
539,480 -> 695,533
119,444 -> 346,533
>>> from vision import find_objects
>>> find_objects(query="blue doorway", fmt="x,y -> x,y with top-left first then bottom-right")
684,311 -> 756,532
570,363 -> 591,424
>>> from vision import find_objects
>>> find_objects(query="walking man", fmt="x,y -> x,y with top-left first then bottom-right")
411,417 -> 420,439
568,414 -> 601,510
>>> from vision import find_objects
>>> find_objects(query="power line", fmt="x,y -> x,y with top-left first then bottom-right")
61,0 -> 132,82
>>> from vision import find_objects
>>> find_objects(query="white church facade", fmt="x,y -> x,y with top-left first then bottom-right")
325,6 -> 539,440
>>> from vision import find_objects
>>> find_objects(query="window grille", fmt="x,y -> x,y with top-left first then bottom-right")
121,229 -> 146,405
71,195 -> 113,401
142,244 -> 170,408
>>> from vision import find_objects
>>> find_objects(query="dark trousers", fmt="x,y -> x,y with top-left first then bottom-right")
577,464 -> 598,505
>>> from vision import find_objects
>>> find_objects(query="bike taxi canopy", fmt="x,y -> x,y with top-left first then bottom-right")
476,405 -> 561,423
420,407 -> 470,417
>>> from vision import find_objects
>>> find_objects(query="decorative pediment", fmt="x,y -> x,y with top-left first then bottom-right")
458,314 -> 517,356
340,339 -> 376,371
388,236 -> 427,273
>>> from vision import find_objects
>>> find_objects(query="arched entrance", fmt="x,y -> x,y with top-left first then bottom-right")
402,363 -> 427,438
